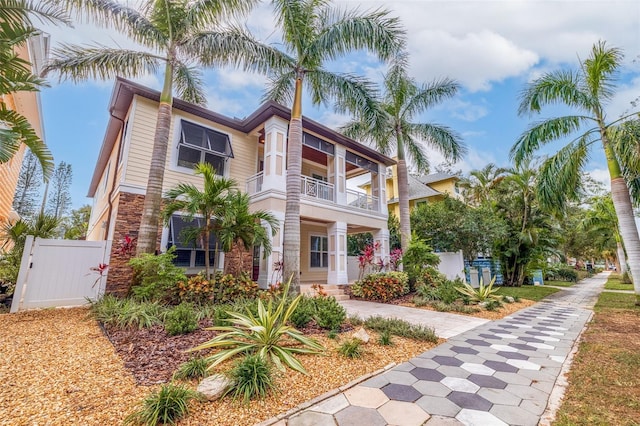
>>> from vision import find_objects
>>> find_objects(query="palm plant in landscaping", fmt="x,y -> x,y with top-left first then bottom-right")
512,40 -> 640,294
581,195 -> 626,274
458,163 -> 507,206
0,0 -> 69,178
226,0 -> 405,294
342,54 -> 465,252
191,279 -> 324,375
44,0 -> 258,255
456,276 -> 501,304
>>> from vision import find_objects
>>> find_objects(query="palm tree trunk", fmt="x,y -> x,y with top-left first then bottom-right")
137,62 -> 173,255
616,240 -> 627,275
610,177 -> 640,294
204,218 -> 211,280
283,77 -> 303,295
396,136 -> 411,252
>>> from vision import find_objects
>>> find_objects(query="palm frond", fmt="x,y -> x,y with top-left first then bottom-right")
0,106 -> 53,179
272,0 -> 326,55
402,78 -> 460,120
173,63 -> 207,106
186,0 -> 259,28
511,115 -> 595,166
307,69 -> 379,121
0,0 -> 70,29
408,122 -> 466,162
44,44 -> 161,81
261,71 -> 297,106
518,69 -> 595,116
583,40 -> 623,102
401,134 -> 429,172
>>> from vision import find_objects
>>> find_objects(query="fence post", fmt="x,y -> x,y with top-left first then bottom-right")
10,235 -> 36,313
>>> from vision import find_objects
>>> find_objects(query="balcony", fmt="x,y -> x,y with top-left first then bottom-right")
301,175 -> 334,202
346,189 -> 379,212
246,171 -> 263,194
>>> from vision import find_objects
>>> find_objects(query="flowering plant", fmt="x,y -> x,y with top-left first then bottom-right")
88,263 -> 109,288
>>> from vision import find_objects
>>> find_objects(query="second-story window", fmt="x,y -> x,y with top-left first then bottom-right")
177,120 -> 234,175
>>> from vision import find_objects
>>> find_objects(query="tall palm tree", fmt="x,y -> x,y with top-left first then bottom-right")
0,0 -> 69,178
512,40 -> 640,295
342,56 -> 465,252
226,0 -> 405,294
162,162 -> 237,279
581,195 -> 626,274
43,0 -> 258,255
218,192 -> 279,273
459,163 -> 507,206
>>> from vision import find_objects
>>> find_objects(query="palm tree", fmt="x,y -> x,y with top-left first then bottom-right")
581,195 -> 626,274
342,56 -> 465,252
218,192 -> 279,273
162,162 -> 237,280
512,40 -> 640,295
459,163 -> 507,206
226,0 -> 405,294
1,0 -> 69,178
43,0 -> 257,255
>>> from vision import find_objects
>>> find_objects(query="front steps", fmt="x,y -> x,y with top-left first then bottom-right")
299,284 -> 350,301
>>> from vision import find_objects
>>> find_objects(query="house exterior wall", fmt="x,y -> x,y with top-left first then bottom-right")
429,179 -> 459,198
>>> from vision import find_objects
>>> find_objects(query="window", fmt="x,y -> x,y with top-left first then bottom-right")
166,214 -> 218,268
118,120 -> 129,166
303,132 -> 334,155
310,235 -> 328,268
177,120 -> 233,174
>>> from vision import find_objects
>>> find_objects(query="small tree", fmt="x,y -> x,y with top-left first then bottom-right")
12,150 -> 42,219
61,204 -> 91,240
46,161 -> 72,220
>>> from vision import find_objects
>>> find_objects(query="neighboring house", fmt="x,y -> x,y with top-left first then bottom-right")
362,165 -> 462,217
0,33 -> 49,231
87,78 -> 393,295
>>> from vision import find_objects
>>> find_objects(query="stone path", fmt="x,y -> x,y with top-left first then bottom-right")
279,273 -> 608,426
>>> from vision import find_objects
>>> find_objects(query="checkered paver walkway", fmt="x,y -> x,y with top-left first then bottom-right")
280,273 -> 607,426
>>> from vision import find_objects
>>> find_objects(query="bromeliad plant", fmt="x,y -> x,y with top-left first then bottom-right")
191,278 -> 325,375
456,277 -> 501,304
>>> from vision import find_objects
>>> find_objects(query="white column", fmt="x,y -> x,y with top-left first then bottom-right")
373,228 -> 390,271
327,221 -> 348,285
261,117 -> 288,193
334,145 -> 347,205
258,211 -> 285,288
375,163 -> 388,215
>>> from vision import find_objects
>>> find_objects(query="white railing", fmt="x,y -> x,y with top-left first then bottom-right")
346,189 -> 379,212
246,171 -> 263,195
301,175 -> 334,202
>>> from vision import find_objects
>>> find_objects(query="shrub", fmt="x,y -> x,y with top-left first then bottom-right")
483,299 -> 503,311
213,272 -> 259,303
431,302 -> 480,314
164,303 -> 198,336
289,296 -> 315,328
622,270 -> 632,284
402,237 -> 440,289
378,330 -> 393,346
416,278 -> 463,304
348,315 -> 364,327
124,384 -> 202,426
90,295 -> 165,329
456,277 -> 501,304
173,357 -> 209,381
129,247 -> 187,303
556,267 -> 578,282
415,266 -> 447,289
224,355 -> 275,405
177,273 -> 214,304
312,296 -> 346,331
352,272 -> 409,302
338,339 -> 364,358
362,316 -> 438,343
192,278 -> 324,374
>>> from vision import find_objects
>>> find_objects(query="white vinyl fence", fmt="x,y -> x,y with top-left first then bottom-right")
10,236 -> 111,313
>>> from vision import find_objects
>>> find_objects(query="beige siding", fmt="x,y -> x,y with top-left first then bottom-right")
300,223 -> 328,283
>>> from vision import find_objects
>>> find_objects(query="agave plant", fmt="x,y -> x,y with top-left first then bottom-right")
456,277 -> 501,304
191,278 -> 324,375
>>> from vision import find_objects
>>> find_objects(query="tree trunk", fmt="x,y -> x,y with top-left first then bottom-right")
616,240 -> 627,275
610,177 -> 640,294
396,157 -> 411,252
137,64 -> 173,255
204,218 -> 211,280
282,78 -> 303,295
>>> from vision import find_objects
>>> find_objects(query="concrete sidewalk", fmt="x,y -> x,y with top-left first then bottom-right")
267,273 -> 608,426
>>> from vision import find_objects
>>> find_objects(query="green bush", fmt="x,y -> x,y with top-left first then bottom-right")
362,316 -> 438,343
177,273 -> 214,304
129,247 -> 187,303
124,384 -> 202,426
378,330 -> 393,346
289,296 -> 315,328
352,272 -> 409,302
90,295 -> 165,329
173,357 -> 209,381
164,303 -> 198,336
416,278 -> 463,304
431,301 -> 480,314
213,272 -> 259,303
312,296 -> 346,330
338,339 -> 364,358
402,237 -> 440,289
483,299 -> 503,311
225,355 -> 275,405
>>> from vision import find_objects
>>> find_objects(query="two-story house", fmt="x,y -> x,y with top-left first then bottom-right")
87,78 -> 393,294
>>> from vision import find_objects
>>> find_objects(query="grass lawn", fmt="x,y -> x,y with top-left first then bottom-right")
544,279 -> 576,288
604,274 -> 635,291
554,292 -> 640,425
495,285 -> 560,301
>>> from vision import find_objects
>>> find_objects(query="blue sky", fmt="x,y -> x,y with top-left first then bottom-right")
39,0 -> 640,209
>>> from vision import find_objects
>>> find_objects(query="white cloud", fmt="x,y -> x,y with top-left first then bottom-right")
215,67 -> 269,91
586,167 -> 611,189
445,99 -> 489,122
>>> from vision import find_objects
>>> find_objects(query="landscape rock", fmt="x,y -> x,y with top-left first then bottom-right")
504,296 -> 515,303
352,327 -> 370,343
197,374 -> 232,401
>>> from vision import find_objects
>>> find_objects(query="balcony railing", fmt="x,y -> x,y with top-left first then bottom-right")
346,189 -> 379,212
301,175 -> 334,202
246,171 -> 263,195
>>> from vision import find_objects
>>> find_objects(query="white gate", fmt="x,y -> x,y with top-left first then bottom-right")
10,236 -> 112,313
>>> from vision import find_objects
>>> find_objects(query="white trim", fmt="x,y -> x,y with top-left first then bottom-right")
309,234 -> 329,269
119,98 -> 136,179
117,183 -> 147,195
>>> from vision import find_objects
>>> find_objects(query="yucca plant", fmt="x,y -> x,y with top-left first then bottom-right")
191,278 -> 324,375
456,277 -> 501,304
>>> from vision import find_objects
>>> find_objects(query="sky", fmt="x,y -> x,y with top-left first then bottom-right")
38,0 -> 640,209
